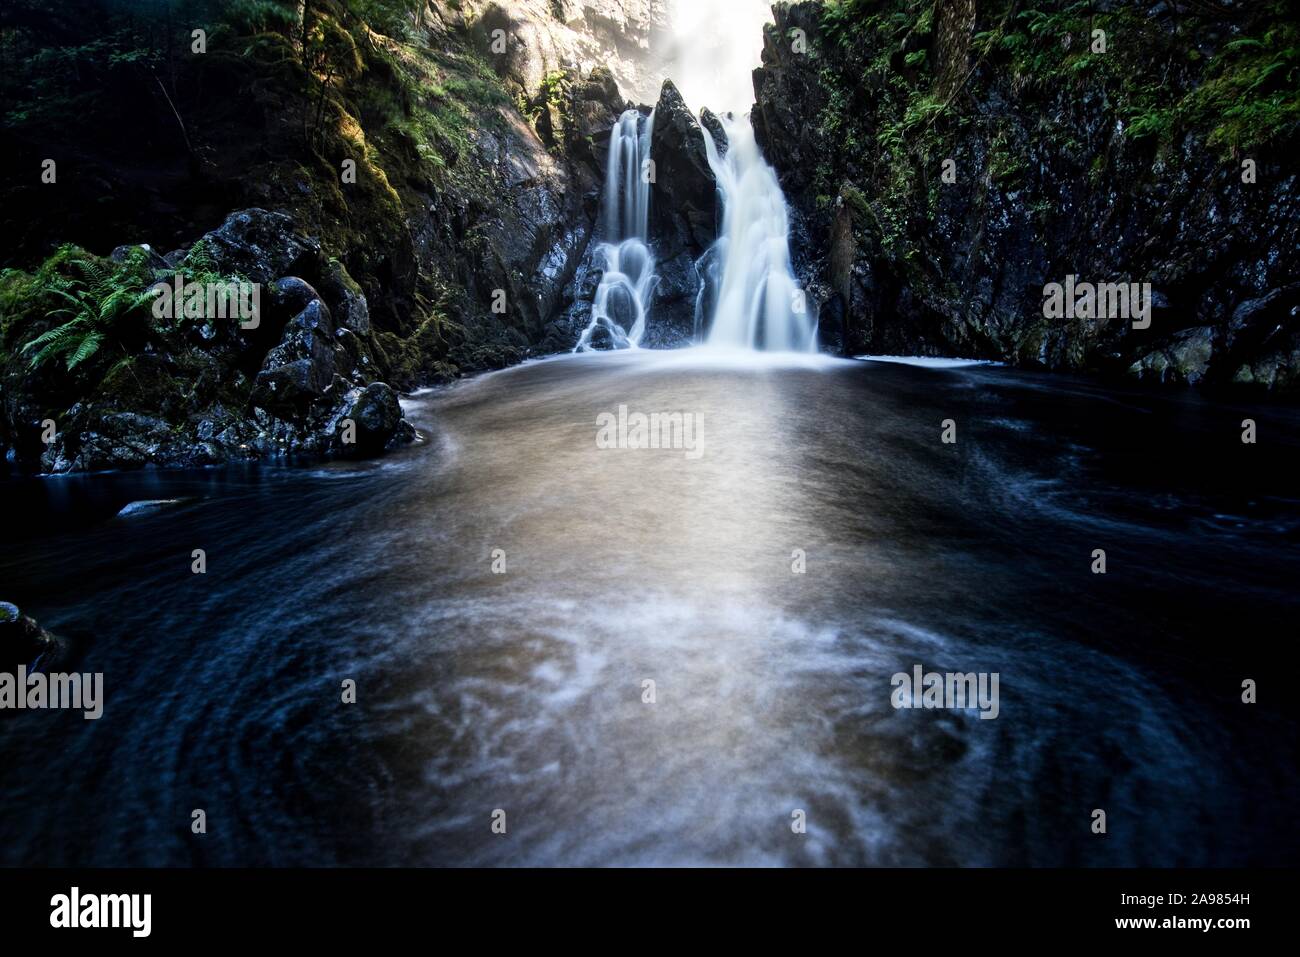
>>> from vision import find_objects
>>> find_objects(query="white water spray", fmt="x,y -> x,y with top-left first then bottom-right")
698,114 -> 817,352
576,109 -> 658,351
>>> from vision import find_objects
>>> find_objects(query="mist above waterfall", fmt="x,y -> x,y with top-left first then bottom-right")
665,0 -> 774,115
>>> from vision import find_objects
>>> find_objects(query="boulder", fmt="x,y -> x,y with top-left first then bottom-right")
270,276 -> 326,321
0,603 -> 65,672
185,209 -> 323,285
42,411 -> 196,473
1128,326 -> 1216,385
329,382 -> 415,457
317,260 -> 372,335
252,297 -> 340,419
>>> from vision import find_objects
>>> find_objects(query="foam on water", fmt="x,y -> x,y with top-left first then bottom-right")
857,355 -> 1003,368
3,325 -> 1296,867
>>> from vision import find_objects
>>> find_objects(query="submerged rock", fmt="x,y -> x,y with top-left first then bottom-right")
116,499 -> 192,517
0,604 -> 65,672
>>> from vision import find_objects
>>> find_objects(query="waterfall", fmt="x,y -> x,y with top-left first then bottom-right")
698,114 -> 817,352
575,109 -> 658,351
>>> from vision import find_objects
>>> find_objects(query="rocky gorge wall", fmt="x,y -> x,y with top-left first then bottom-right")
753,0 -> 1300,392
446,0 -> 676,105
6,0 -> 1295,475
0,0 -> 717,472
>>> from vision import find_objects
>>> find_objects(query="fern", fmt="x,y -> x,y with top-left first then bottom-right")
21,254 -> 154,373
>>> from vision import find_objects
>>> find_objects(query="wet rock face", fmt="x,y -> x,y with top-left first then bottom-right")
752,2 -> 827,198
699,109 -> 728,158
753,1 -> 1300,393
543,76 -> 719,352
649,80 -> 716,261
184,209 -> 323,286
319,261 -> 371,336
432,58 -> 631,370
1130,326 -> 1216,386
643,80 -> 717,346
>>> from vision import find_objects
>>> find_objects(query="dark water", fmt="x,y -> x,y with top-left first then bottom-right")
1,352 -> 1297,866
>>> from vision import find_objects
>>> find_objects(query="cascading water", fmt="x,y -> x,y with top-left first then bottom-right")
575,109 -> 658,351
697,113 -> 817,352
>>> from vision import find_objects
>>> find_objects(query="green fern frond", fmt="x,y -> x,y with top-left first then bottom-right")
66,331 -> 105,370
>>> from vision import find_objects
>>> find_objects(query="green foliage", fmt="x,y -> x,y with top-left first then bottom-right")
1192,22 -> 1300,155
540,69 -> 569,106
0,0 -> 527,392
820,0 -> 871,50
810,0 -> 1299,276
959,0 -> 1299,156
1126,105 -> 1176,142
218,0 -> 298,34
902,93 -> 945,133
19,249 -> 155,373
349,0 -> 428,40
987,129 -> 1025,186
813,1 -> 953,260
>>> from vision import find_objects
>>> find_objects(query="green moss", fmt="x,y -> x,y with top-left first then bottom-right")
1193,26 -> 1300,155
840,184 -> 871,219
809,0 -> 1299,292
965,0 -> 1298,156
987,128 -> 1025,187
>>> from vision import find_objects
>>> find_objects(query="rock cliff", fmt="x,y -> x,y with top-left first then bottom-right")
753,0 -> 1299,392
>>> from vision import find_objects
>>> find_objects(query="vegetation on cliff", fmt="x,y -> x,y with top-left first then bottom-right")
1,0 -> 523,373
755,0 -> 1299,389
0,0 -> 628,471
